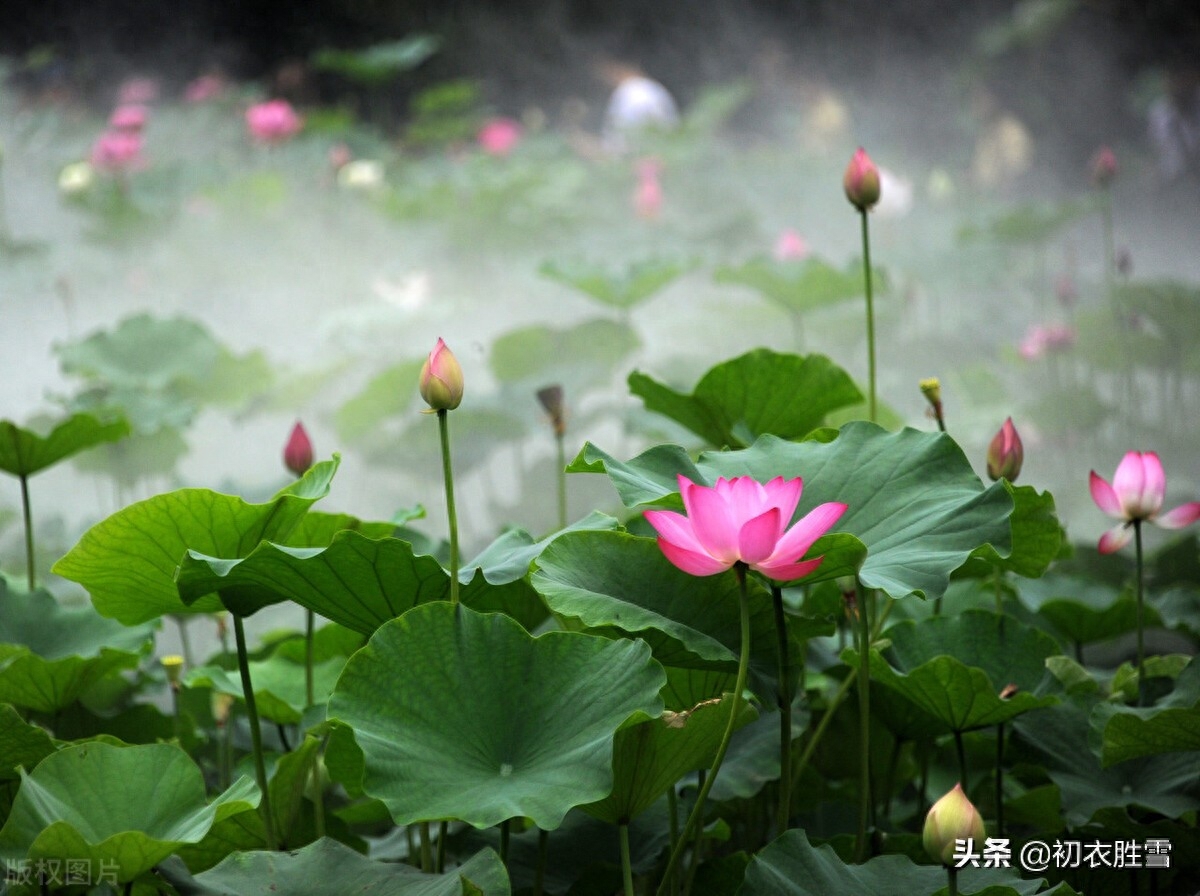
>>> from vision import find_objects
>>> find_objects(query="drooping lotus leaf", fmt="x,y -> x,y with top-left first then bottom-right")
312,34 -> 442,84
52,457 -> 339,624
539,257 -> 694,310
489,318 -> 641,396
627,349 -> 863,448
0,585 -> 153,713
0,413 -> 130,477
1091,660 -> 1200,766
185,654 -> 347,725
741,828 -> 1073,896
1017,574 -> 1154,646
0,742 -> 258,883
171,839 -> 510,896
284,510 -> 397,548
707,699 -> 810,802
57,313 -> 224,392
568,423 -> 1014,601
962,484 -> 1062,579
581,694 -> 756,824
713,255 -> 883,316
958,198 -> 1088,246
0,704 -> 55,779
328,602 -> 665,829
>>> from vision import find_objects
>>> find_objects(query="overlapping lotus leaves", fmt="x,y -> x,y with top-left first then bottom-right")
713,255 -> 884,316
569,423 -> 1014,601
489,318 -> 641,388
328,602 -> 665,829
0,586 -> 153,713
539,257 -> 693,310
963,484 -> 1062,578
0,742 -> 259,883
0,412 -> 130,477
628,349 -> 862,448
0,704 -> 55,780
1018,574 -> 1153,646
1091,660 -> 1200,766
52,457 -> 339,624
707,700 -> 809,802
185,655 -> 346,725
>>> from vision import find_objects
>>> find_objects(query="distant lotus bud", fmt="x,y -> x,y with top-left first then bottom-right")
1090,145 -> 1118,187
924,783 -> 986,865
212,692 -> 235,728
987,417 -> 1023,482
536,384 -> 566,436
773,228 -> 810,261
110,104 -> 148,133
419,338 -> 464,412
478,117 -> 522,156
59,161 -> 96,196
843,147 -> 881,211
919,377 -> 942,408
90,130 -> 144,173
245,99 -> 303,144
284,421 -> 314,477
161,654 -> 184,687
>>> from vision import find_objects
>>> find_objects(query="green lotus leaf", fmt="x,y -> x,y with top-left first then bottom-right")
52,457 -> 339,624
0,413 -> 130,477
185,653 -> 346,725
312,35 -> 442,84
539,257 -> 693,310
0,704 -> 55,780
628,349 -> 863,448
963,484 -> 1062,578
1092,660 -> 1200,766
1018,574 -> 1154,646
581,694 -> 756,824
57,313 -> 224,392
284,510 -> 397,548
0,742 -> 258,883
335,359 -> 424,444
328,602 -> 665,829
713,255 -> 884,316
569,423 -> 1013,601
708,699 -> 809,802
741,828 -> 1068,896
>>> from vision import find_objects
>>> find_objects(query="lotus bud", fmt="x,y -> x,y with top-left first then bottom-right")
161,654 -> 184,689
419,338 -> 464,412
920,377 -> 942,408
986,417 -> 1023,482
58,161 -> 96,196
212,692 -> 235,728
1090,145 -> 1118,187
843,147 -> 881,211
283,421 -> 314,477
924,783 -> 986,865
536,384 -> 566,436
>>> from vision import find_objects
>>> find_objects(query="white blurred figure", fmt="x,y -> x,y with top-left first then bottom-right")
596,57 -> 679,154
1148,64 -> 1200,184
875,166 -> 914,219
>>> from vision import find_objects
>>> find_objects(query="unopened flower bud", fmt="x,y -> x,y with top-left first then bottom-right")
924,783 -> 986,865
1090,145 -> 1117,187
212,692 -> 235,728
161,654 -> 184,688
536,384 -> 566,436
920,377 -> 942,408
843,147 -> 881,211
283,421 -> 314,477
419,338 -> 464,412
986,417 -> 1023,482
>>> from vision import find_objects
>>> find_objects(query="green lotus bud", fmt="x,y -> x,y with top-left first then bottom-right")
924,783 -> 986,865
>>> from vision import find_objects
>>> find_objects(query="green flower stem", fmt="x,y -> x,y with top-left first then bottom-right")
19,473 -> 34,590
175,617 -> 195,669
419,822 -> 432,872
534,829 -> 549,896
655,564 -> 752,896
499,818 -> 511,866
854,580 -> 872,862
954,730 -> 968,789
233,614 -> 277,851
948,865 -> 959,896
555,430 -> 568,531
305,608 -> 315,709
995,723 -> 1005,838
312,737 -> 327,840
620,822 -> 635,896
859,209 -> 878,424
771,584 -> 793,835
436,821 -> 447,873
437,409 -> 460,605
792,668 -> 857,789
1134,519 -> 1146,707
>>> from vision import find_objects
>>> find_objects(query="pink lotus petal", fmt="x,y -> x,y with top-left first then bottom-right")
1098,523 -> 1133,554
657,538 -> 732,577
767,502 -> 848,566
1113,452 -> 1150,517
754,555 -> 825,582
763,476 -> 804,532
1089,471 -> 1122,519
684,481 -> 740,563
727,477 -> 769,531
643,509 -> 708,557
1139,452 -> 1166,517
738,508 -> 782,565
1157,502 -> 1200,530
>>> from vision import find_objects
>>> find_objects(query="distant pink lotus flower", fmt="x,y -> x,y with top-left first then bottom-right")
109,104 -> 148,133
645,475 -> 847,581
1090,451 -> 1200,553
245,99 -> 303,144
1018,323 -> 1075,359
1090,145 -> 1118,187
184,74 -> 226,103
283,421 -> 314,477
774,229 -> 810,261
117,76 -> 159,106
634,157 -> 663,220
90,130 -> 144,172
478,117 -> 522,156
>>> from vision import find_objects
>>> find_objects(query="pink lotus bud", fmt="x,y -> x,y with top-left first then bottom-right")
89,130 -> 144,172
478,117 -> 522,156
843,147 -> 881,211
419,338 -> 464,411
328,142 -> 353,170
986,417 -> 1023,482
1090,145 -> 1118,187
110,104 -> 148,133
924,783 -> 986,865
536,384 -> 566,436
774,229 -> 810,261
283,421 -> 314,477
245,99 -> 303,144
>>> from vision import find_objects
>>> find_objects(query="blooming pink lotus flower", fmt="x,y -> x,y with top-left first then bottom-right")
774,229 -> 810,261
1091,145 -> 1118,187
986,417 -> 1023,482
843,147 -> 881,211
1090,451 -> 1200,553
478,117 -> 522,156
89,130 -> 143,172
419,338 -> 464,411
634,157 -> 663,219
283,421 -> 314,477
245,99 -> 303,144
109,104 -> 148,133
645,475 -> 847,580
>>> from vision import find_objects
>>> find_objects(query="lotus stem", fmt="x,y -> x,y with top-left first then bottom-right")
1134,519 -> 1145,707
438,409 -> 461,605
995,723 -> 1005,838
948,865 -> 959,896
620,822 -> 635,896
499,818 -> 511,865
955,730 -> 968,789
19,473 -> 34,590
655,563 -> 752,896
771,584 -> 793,834
555,430 -> 568,530
233,614 -> 277,850
792,667 -> 857,789
437,820 -> 447,873
312,736 -> 327,840
419,822 -> 433,871
534,828 -> 549,896
859,209 -> 878,424
175,616 -> 195,669
854,580 -> 872,862
305,608 -> 315,708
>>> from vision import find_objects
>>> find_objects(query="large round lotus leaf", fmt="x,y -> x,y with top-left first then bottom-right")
0,704 -> 55,780
1092,660 -> 1200,766
568,423 -> 1014,602
328,602 -> 665,829
0,742 -> 258,883
713,255 -> 883,315
185,654 -> 347,725
52,457 -> 339,624
1018,574 -> 1153,646
539,257 -> 692,310
627,349 -> 862,448
0,413 -> 129,477
56,313 -> 224,391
